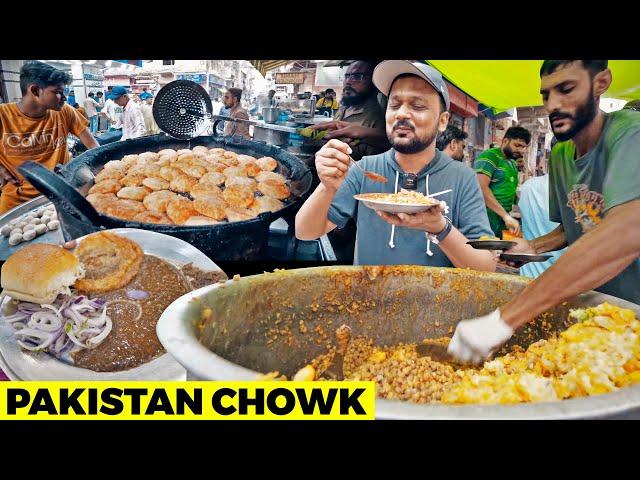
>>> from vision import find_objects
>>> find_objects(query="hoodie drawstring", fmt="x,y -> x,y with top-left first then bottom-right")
388,170 -> 400,249
425,174 -> 434,256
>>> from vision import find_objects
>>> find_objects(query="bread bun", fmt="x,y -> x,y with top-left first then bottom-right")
1,244 -> 85,304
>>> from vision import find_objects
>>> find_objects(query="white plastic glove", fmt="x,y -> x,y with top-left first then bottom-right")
447,309 -> 514,365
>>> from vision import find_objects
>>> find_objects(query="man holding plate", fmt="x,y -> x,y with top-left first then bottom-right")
296,60 -> 496,271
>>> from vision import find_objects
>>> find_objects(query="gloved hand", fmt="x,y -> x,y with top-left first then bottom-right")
447,309 -> 514,365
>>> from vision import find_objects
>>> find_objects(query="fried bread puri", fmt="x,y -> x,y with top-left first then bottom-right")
193,192 -> 228,220
138,151 -> 159,163
117,186 -> 152,201
192,145 -> 209,156
170,173 -> 198,193
177,149 -> 192,156
121,154 -> 139,166
257,179 -> 290,200
223,184 -> 255,208
74,231 -> 144,293
89,179 -> 121,195
255,171 -> 287,184
166,197 -> 199,224
143,190 -> 178,213
127,163 -> 147,176
251,195 -> 283,214
241,160 -> 262,177
101,199 -> 145,220
256,156 -> 277,171
225,176 -> 256,188
120,173 -> 146,187
158,149 -> 177,157
142,177 -> 170,191
159,166 -> 181,181
199,172 -> 226,187
189,183 -> 222,200
95,168 -> 125,183
180,165 -> 207,179
103,160 -> 126,171
132,211 -> 172,224
86,192 -> 117,211
225,206 -> 255,222
144,164 -> 163,178
223,165 -> 248,179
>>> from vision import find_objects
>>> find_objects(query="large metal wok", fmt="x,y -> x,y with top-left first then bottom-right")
18,134 -> 313,261
158,265 -> 640,419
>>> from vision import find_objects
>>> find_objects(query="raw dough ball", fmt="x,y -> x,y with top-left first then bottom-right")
34,208 -> 46,217
47,220 -> 60,230
41,215 -> 52,224
23,224 -> 35,232
1,225 -> 11,237
8,220 -> 18,227
10,228 -> 22,237
35,224 -> 47,235
17,221 -> 28,229
22,230 -> 36,241
8,233 -> 23,246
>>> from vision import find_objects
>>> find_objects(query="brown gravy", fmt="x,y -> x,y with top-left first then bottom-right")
72,255 -> 190,372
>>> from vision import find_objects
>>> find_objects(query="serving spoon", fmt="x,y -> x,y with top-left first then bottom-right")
349,156 -> 388,183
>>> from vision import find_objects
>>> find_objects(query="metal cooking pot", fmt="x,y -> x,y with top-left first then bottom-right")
252,125 -> 290,147
158,265 -> 640,419
262,107 -> 280,124
18,134 -> 312,261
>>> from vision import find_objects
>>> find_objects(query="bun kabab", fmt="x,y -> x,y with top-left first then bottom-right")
0,231 -> 227,373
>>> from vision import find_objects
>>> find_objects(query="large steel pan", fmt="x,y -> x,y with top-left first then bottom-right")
158,265 -> 640,419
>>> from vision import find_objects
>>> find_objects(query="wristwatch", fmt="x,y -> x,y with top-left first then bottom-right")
427,216 -> 453,244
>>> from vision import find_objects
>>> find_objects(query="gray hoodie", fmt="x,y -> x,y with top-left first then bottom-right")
327,148 -> 493,266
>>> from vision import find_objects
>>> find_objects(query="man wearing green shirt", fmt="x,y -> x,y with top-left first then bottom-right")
474,126 -> 531,237
449,60 -> 640,364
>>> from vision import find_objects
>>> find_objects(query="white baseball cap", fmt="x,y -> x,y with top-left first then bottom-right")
373,60 -> 450,111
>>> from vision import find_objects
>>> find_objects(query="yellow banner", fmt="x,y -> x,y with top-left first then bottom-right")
0,382 -> 375,420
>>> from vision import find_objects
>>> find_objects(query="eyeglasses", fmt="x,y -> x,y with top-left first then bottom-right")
344,73 -> 370,82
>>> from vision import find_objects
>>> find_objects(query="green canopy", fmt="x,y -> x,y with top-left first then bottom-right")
426,60 -> 640,113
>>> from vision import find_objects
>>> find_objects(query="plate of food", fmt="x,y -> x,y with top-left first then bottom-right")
0,228 -> 227,380
499,252 -> 552,263
354,189 -> 443,214
467,235 -> 518,251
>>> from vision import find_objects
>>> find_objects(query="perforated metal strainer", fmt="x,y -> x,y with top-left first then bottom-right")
152,80 -> 213,139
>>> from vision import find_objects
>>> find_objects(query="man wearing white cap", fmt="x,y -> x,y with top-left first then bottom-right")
296,60 -> 495,271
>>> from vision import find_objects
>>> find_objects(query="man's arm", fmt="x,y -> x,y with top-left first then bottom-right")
295,184 -> 338,240
501,199 -> 640,329
77,128 -> 99,150
476,173 -> 520,233
310,120 -> 390,149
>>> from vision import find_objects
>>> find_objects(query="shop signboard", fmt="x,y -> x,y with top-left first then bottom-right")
275,72 -> 305,85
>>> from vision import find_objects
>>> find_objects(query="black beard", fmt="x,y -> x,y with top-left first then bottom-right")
391,127 -> 438,154
550,90 -> 598,142
341,90 -> 373,107
503,145 -> 518,160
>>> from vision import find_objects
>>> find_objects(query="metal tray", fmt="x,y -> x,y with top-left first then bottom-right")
500,252 -> 552,263
467,239 -> 517,250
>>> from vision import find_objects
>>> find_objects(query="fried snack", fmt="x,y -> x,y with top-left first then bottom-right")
251,196 -> 283,214
86,193 -> 117,210
154,156 -> 171,168
159,166 -> 181,181
225,206 -> 256,223
199,172 -> 226,187
184,216 -> 220,226
223,151 -> 238,160
132,211 -> 173,225
223,165 -> 248,179
121,154 -> 139,166
181,165 -> 207,179
177,153 -> 195,163
142,177 -> 171,191
74,231 -> 143,293
166,197 -> 199,224
237,154 -> 257,163
101,200 -> 145,220
242,160 -> 262,177
89,179 -> 121,195
138,152 -> 159,163
103,160 -> 126,171
208,147 -> 225,155
170,173 -> 198,193
189,183 -> 222,200
216,155 -> 239,167
211,162 -> 229,173
192,145 -> 209,155
144,164 -> 163,178
143,190 -> 178,213
117,186 -> 152,201
255,171 -> 286,184
256,156 -> 278,172
226,176 -> 256,189
193,193 -> 228,220
126,163 -> 147,176
95,168 -> 125,183
223,184 -> 255,208
188,157 -> 210,168
257,180 -> 291,200
177,149 -> 193,156
158,149 -> 177,157
120,173 -> 146,187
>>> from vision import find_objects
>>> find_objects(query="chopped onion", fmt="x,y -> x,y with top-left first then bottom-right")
126,289 -> 149,301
